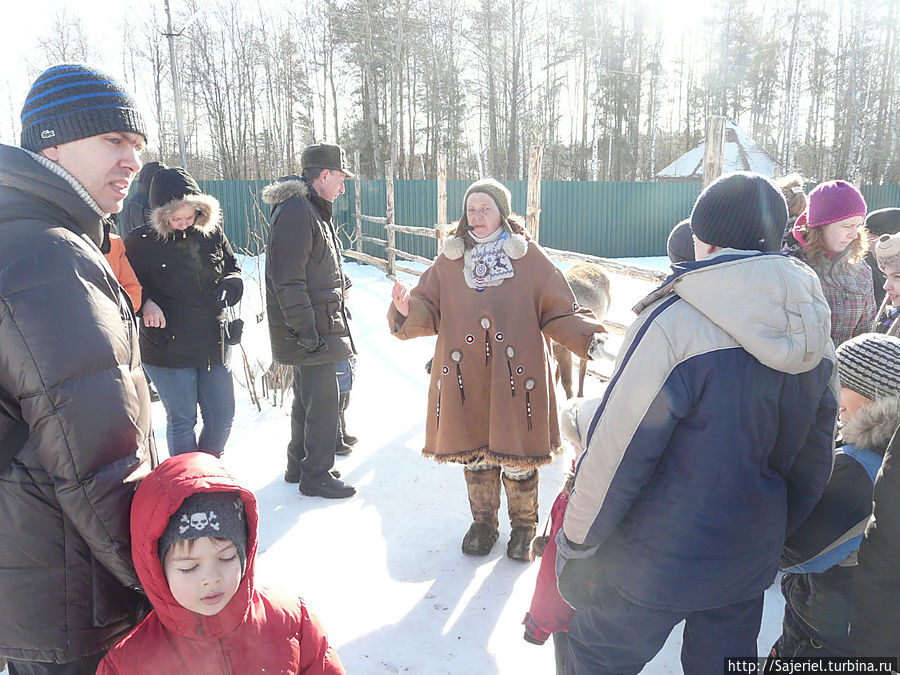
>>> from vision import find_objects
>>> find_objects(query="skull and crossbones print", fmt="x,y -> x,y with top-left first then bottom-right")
179,510 -> 221,534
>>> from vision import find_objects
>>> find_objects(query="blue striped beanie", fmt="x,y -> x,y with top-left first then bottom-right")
20,64 -> 147,152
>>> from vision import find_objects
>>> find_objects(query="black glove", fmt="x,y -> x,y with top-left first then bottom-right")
217,277 -> 244,308
555,529 -> 600,611
292,332 -> 327,354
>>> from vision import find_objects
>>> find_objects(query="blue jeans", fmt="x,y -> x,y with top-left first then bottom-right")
143,363 -> 235,457
567,573 -> 763,675
335,357 -> 356,396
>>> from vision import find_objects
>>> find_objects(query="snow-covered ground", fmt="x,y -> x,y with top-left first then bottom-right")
209,254 -> 786,673
2,254 -> 786,674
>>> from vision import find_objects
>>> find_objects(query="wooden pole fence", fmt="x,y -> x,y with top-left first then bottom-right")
353,150 -> 362,252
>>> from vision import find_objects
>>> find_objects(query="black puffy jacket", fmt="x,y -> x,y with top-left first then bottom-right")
0,144 -> 156,663
262,177 -> 354,366
124,193 -> 242,369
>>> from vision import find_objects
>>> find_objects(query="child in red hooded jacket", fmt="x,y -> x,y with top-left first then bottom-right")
523,473 -> 575,674
98,452 -> 344,675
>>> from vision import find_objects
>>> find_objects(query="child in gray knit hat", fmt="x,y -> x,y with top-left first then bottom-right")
158,490 -> 249,611
771,332 -> 900,660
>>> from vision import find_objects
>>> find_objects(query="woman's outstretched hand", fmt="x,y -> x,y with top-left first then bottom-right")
391,280 -> 411,317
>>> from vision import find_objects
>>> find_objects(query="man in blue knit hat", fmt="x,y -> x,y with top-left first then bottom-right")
0,64 -> 156,673
556,172 -> 839,674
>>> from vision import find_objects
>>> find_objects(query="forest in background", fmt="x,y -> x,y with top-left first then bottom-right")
16,0 -> 900,184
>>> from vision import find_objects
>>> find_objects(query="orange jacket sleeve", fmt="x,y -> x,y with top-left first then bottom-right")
105,233 -> 143,311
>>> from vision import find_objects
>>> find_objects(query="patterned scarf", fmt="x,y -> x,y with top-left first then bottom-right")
463,230 -> 514,291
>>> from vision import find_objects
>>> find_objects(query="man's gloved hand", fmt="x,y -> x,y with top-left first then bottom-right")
292,331 -> 328,354
555,528 -> 600,611
217,277 -> 244,308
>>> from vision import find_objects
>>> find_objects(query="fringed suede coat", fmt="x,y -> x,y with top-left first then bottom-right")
388,226 -> 603,470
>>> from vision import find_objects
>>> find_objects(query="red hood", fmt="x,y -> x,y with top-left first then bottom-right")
131,453 -> 259,639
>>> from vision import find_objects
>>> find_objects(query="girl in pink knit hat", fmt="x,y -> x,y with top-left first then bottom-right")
785,180 -> 876,347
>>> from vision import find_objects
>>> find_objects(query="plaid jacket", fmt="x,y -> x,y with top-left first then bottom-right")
791,248 -> 876,348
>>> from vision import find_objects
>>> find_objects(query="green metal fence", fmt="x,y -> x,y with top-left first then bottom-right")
199,179 -> 900,260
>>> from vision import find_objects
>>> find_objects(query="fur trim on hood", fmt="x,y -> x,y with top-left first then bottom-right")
841,394 -> 900,453
261,177 -> 309,207
150,193 -> 221,238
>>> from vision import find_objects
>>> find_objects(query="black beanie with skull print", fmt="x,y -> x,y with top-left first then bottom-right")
158,491 -> 248,572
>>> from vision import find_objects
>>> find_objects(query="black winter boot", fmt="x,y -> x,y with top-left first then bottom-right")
339,393 -> 357,446
503,471 -> 539,561
299,472 -> 356,499
335,393 -> 355,456
461,467 -> 501,556
285,469 -> 341,483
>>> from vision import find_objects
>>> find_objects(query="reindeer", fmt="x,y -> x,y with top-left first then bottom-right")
553,262 -> 611,399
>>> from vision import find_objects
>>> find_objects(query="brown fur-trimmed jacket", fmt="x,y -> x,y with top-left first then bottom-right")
263,176 -> 354,366
387,227 -> 603,469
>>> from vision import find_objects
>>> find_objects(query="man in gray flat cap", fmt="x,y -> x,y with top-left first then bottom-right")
263,144 -> 357,499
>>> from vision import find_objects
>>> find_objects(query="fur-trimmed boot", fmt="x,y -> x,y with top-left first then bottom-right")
461,466 -> 501,556
503,470 -> 539,561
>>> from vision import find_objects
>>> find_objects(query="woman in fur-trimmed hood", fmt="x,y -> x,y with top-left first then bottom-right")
772,333 -> 900,659
125,167 -> 243,457
387,178 -> 607,561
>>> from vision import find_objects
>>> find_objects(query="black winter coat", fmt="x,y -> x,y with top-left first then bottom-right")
118,189 -> 149,237
263,177 -> 353,366
124,194 -> 242,369
851,423 -> 900,659
0,144 -> 156,663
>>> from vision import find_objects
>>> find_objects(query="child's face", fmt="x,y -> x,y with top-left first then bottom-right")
839,387 -> 873,424
882,264 -> 900,307
163,537 -> 242,616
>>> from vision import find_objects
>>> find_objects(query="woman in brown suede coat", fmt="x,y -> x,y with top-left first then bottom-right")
388,178 -> 606,560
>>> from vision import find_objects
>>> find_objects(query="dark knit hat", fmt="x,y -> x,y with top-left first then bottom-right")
837,333 -> 900,402
805,180 -> 867,228
301,143 -> 355,178
667,219 -> 695,264
866,208 -> 900,237
149,167 -> 202,209
158,491 -> 248,571
136,161 -> 166,193
20,64 -> 147,152
690,172 -> 786,252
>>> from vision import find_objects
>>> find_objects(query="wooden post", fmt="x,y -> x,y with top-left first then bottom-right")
353,150 -> 362,252
386,160 -> 396,277
526,145 -> 544,242
701,116 -> 727,188
436,153 -> 447,255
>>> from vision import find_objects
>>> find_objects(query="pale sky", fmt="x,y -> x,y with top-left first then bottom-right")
1,0 -> 728,150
